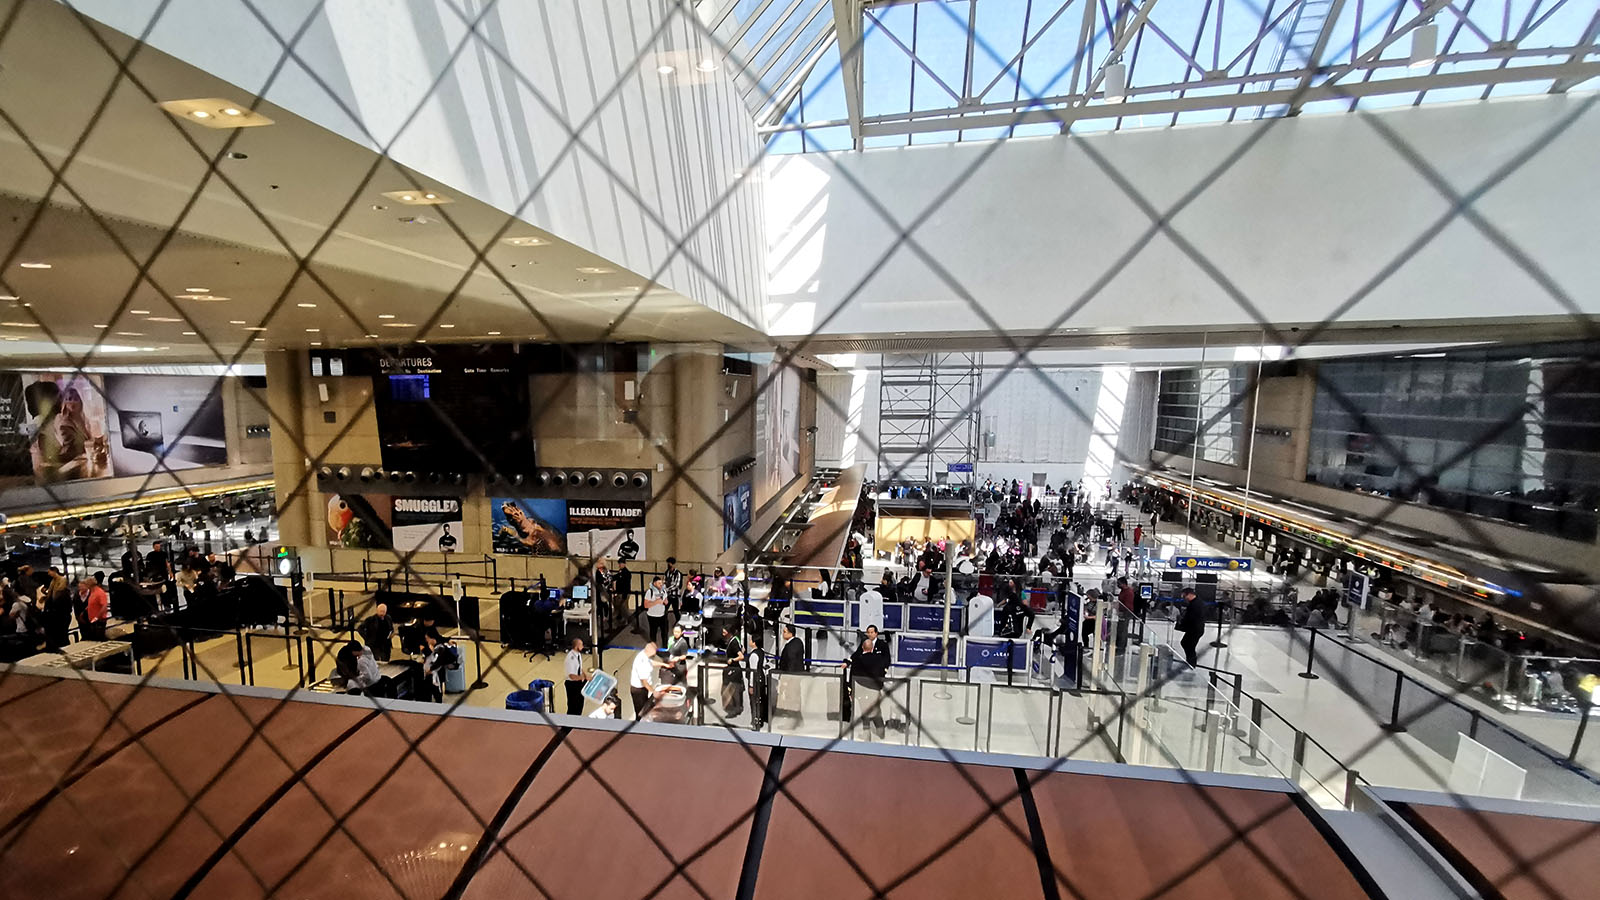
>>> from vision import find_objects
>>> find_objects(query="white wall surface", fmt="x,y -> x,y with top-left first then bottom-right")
765,95 -> 1600,337
73,0 -> 767,327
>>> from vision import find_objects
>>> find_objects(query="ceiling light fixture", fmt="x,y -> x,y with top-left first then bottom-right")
184,287 -> 209,292
502,236 -> 547,247
177,293 -> 229,302
94,324 -> 109,329
297,302 -> 317,308
577,266 -> 613,274
657,64 -> 676,75
1409,21 -> 1439,68
381,190 -> 451,205
696,59 -> 718,72
487,331 -> 501,336
245,326 -> 268,331
130,309 -> 149,315
366,333 -> 379,338
0,321 -> 39,327
305,328 -> 320,333
229,320 -> 247,325
157,98 -> 274,128
378,313 -> 395,319
148,317 -> 182,323
182,331 -> 197,336
439,324 -> 455,328
18,262 -> 50,269
115,331 -> 143,336
381,322 -> 415,327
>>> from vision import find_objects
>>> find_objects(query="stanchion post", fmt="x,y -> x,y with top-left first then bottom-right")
1299,627 -> 1321,679
470,632 -> 489,690
1209,598 -> 1228,649
304,635 -> 317,684
1382,669 -> 1408,733
1568,705 -> 1590,764
233,629 -> 247,684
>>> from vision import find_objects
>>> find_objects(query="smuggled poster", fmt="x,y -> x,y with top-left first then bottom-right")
18,373 -> 110,483
491,497 -> 567,556
391,496 -> 463,554
567,501 -> 646,561
324,493 -> 393,549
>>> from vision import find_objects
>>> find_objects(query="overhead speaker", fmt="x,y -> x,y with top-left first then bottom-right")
586,471 -> 603,488
387,470 -> 403,484
537,471 -> 552,487
402,471 -> 418,484
551,471 -> 567,486
427,472 -> 443,484
611,472 -> 628,488
631,473 -> 649,489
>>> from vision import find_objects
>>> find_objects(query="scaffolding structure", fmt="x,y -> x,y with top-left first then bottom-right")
877,353 -> 982,490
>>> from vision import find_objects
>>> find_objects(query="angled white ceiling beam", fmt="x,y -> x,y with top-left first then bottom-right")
832,0 -> 866,148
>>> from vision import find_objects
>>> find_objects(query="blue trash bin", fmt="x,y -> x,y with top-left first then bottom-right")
444,663 -> 466,694
505,689 -> 543,712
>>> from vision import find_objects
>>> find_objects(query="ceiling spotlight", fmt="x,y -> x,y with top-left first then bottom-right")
1409,21 -> 1438,68
657,64 -> 676,75
1102,61 -> 1128,102
381,190 -> 451,205
696,59 -> 718,72
158,98 -> 274,128
18,262 -> 50,269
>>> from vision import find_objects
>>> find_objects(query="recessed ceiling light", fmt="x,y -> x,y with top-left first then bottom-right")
310,341 -> 322,346
19,262 -> 50,269
178,293 -> 229,302
365,333 -> 379,338
253,337 -> 265,342
625,285 -> 643,291
94,324 -> 109,329
229,320 -> 247,325
1,321 -> 39,327
297,302 -> 317,308
305,328 -> 320,333
184,287 -> 209,292
130,309 -> 149,315
0,294 -> 18,300
439,324 -> 455,329
157,98 -> 274,128
697,59 -> 718,72
148,317 -> 182,323
182,331 -> 196,336
381,190 -> 451,205
244,326 -> 268,332
658,64 -> 676,75
381,322 -> 415,327
378,314 -> 395,319
487,331 -> 501,336
502,236 -> 547,247
577,266 -> 613,274
115,331 -> 143,336
1,337 -> 20,342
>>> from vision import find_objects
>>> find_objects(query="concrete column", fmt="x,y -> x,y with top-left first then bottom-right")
263,350 -> 312,547
669,344 -> 730,563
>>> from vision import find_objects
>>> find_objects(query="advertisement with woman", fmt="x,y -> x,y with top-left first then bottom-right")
20,373 -> 110,483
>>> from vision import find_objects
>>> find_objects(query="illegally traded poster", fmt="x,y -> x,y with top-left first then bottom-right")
391,496 -> 463,554
324,493 -> 393,549
19,373 -> 110,483
490,497 -> 567,556
567,501 -> 646,561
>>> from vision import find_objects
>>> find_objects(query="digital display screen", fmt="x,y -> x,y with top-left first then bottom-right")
389,374 -> 430,402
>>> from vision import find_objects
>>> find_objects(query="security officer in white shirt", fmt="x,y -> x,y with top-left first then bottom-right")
563,637 -> 589,715
629,641 -> 667,720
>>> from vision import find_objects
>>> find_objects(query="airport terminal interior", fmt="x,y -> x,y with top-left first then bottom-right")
2,0 -> 1600,897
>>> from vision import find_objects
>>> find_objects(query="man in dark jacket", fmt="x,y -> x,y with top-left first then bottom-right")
360,602 -> 395,661
849,626 -> 892,740
1176,587 -> 1207,666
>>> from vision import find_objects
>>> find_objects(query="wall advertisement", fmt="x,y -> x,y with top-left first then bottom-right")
566,501 -> 646,561
0,371 -> 227,485
391,496 -> 463,554
754,361 -> 801,511
490,497 -> 567,556
324,493 -> 393,549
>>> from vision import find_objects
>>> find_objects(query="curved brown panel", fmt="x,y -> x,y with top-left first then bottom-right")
1398,803 -> 1600,900
753,751 -> 1042,900
1027,773 -> 1370,900
464,729 -> 769,900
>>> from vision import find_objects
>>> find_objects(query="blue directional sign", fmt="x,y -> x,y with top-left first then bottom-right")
1167,556 -> 1252,572
965,638 -> 1027,670
896,634 -> 957,666
947,462 -> 974,473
